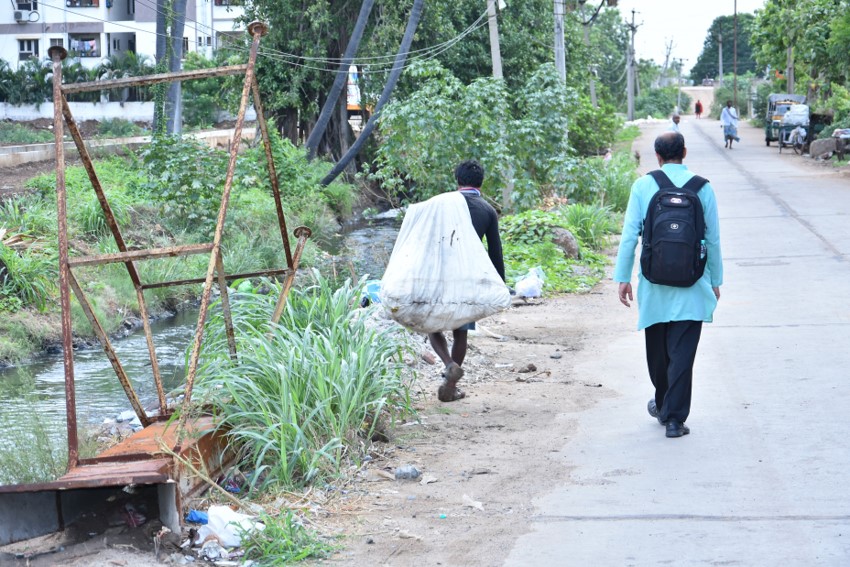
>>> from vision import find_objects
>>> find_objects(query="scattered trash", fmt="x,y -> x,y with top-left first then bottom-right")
122,503 -> 146,527
550,352 -> 562,359
395,465 -> 421,480
205,505 -> 264,548
366,537 -> 375,544
398,529 -> 422,540
199,539 -> 226,561
462,494 -> 484,511
419,474 -> 439,485
438,514 -> 447,519
185,510 -> 208,524
515,267 -> 545,298
517,363 -> 537,373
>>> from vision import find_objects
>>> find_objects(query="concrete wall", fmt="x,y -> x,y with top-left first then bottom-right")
1,101 -> 256,122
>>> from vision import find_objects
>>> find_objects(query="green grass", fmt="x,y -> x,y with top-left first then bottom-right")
193,272 -> 415,489
240,510 -> 335,564
0,122 -> 54,145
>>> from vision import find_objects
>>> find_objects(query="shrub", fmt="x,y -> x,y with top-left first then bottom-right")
96,118 -> 143,138
635,87 -> 691,119
0,122 -> 53,144
193,273 -> 415,488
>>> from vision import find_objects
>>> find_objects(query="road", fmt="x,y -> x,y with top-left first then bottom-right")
505,117 -> 850,566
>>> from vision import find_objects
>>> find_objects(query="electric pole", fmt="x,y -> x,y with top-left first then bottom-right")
486,0 -> 503,79
676,59 -> 684,114
626,9 -> 638,121
718,22 -> 723,88
733,0 -> 738,109
554,0 -> 566,81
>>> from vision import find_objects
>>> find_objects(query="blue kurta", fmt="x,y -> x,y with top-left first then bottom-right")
613,163 -> 723,330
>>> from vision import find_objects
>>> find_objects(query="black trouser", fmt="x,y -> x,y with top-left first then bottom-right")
644,320 -> 702,424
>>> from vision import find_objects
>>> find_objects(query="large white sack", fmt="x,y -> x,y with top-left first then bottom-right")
380,191 -> 510,333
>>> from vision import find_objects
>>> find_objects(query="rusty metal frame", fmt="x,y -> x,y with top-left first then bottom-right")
47,20 -> 312,470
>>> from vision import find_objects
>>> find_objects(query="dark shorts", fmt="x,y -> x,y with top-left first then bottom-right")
456,321 -> 476,331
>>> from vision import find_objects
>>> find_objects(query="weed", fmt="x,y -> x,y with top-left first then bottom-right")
240,511 -> 334,564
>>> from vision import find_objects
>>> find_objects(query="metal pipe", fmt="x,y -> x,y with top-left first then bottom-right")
140,268 -> 293,290
270,226 -> 312,326
181,22 -> 269,419
49,46 -> 79,469
251,78 -> 293,268
60,99 -> 167,414
68,243 -> 214,267
60,64 -> 249,94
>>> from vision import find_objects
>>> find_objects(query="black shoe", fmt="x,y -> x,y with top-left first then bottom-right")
647,399 -> 666,425
665,421 -> 690,438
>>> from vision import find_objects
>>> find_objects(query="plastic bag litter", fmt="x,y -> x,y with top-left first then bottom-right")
380,192 -> 510,333
515,267 -> 545,298
202,505 -> 264,548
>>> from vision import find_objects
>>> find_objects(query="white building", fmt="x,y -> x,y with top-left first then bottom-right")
0,0 -> 245,70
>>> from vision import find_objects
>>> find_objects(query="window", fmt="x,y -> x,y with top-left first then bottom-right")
197,35 -> 212,47
18,39 -> 39,61
69,35 -> 100,57
112,38 -> 120,50
17,0 -> 38,10
66,0 -> 100,6
50,38 -> 63,47
182,37 -> 189,53
127,0 -> 133,13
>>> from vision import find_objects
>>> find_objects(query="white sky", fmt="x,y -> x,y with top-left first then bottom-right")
611,0 -> 767,72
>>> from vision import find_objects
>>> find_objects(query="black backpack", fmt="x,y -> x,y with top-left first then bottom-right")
640,170 -> 709,287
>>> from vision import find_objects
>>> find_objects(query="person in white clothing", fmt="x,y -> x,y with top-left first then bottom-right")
720,100 -> 740,149
669,113 -> 681,132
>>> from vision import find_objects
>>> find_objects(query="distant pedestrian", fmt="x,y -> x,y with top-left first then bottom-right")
720,100 -> 740,149
694,100 -> 703,119
613,131 -> 724,439
669,113 -> 681,133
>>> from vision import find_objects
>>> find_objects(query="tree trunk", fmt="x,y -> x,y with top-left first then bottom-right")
321,0 -> 424,186
305,0 -> 374,160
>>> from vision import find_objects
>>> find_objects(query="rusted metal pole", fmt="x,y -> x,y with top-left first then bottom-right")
140,267 -> 292,290
49,46 -> 79,469
60,64 -> 249,94
215,253 -> 238,361
270,226 -> 312,326
251,78 -> 293,268
68,272 -> 152,427
60,100 -> 167,414
181,22 -> 269,419
68,244 -> 214,268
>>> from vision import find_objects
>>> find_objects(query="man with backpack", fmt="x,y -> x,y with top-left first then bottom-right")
613,131 -> 723,438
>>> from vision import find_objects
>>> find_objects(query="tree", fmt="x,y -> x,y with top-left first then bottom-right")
690,13 -> 758,83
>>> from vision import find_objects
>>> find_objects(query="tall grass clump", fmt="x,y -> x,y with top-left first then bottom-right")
193,271 -> 415,489
239,511 -> 334,564
559,203 -> 618,250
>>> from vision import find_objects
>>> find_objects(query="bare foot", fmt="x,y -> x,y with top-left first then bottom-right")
438,381 -> 466,402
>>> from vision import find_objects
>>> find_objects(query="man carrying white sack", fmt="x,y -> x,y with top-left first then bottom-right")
429,160 -> 505,402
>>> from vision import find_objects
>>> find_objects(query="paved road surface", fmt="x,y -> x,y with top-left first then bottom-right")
506,117 -> 850,566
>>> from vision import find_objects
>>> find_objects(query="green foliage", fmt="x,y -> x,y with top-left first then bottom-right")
0,122 -> 53,144
0,243 -> 56,311
635,87 -> 691,119
194,273 -> 414,488
132,135 -> 226,234
181,52 -> 225,128
97,51 -> 155,102
500,208 -> 615,293
240,511 -> 334,564
568,97 -> 622,156
690,14 -> 759,82
560,203 -> 618,250
709,81 -> 753,119
373,61 -> 582,211
95,118 -> 143,138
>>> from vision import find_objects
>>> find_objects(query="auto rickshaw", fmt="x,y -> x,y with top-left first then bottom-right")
777,104 -> 810,154
765,93 -> 807,146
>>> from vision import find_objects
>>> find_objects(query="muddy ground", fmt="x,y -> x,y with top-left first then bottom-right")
2,286 -> 622,566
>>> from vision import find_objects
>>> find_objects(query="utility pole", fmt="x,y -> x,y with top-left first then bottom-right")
626,9 -> 637,121
733,0 -> 738,109
554,0 -> 566,81
486,0 -> 503,79
676,59 -> 684,114
717,22 -> 723,88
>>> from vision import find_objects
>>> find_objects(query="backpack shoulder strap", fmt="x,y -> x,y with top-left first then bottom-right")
648,170 -> 675,189
682,175 -> 709,193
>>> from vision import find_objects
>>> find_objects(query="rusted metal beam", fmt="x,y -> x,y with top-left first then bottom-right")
215,253 -> 239,361
181,22 -> 269,421
60,64 -> 250,94
270,226 -> 312,326
251,77 -> 293,268
139,267 -> 292,290
60,98 -> 167,414
50,46 -> 79,469
68,271 -> 152,427
68,243 -> 214,267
